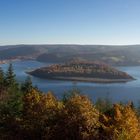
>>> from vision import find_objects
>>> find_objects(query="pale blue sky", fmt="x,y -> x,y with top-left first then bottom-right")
0,0 -> 140,45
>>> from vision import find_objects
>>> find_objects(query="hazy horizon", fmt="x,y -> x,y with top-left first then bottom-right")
1,43 -> 140,46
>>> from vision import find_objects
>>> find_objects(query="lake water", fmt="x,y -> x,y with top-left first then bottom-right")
1,60 -> 140,104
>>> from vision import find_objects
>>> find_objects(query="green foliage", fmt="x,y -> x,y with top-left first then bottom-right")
62,88 -> 81,103
0,67 -> 4,87
21,76 -> 33,93
5,64 -> 19,95
5,64 -> 16,86
136,100 -> 140,116
95,97 -> 112,113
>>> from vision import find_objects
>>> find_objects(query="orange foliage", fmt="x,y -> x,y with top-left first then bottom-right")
100,104 -> 140,140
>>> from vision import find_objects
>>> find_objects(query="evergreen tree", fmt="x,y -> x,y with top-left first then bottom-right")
5,63 -> 19,95
95,97 -> 112,113
5,63 -> 17,87
0,67 -> 6,100
21,76 -> 33,92
0,67 -> 4,88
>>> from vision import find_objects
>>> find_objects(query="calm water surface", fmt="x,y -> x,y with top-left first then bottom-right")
1,60 -> 140,104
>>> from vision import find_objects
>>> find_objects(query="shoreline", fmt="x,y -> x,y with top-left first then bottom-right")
27,73 -> 135,83
1,59 -> 140,67
52,77 -> 134,83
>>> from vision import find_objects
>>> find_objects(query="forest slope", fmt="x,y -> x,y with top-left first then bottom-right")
1,44 -> 140,66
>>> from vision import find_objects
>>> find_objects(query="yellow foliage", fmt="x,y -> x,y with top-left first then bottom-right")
20,89 -> 140,139
23,90 -> 63,119
64,94 -> 100,139
100,104 -> 140,140
22,89 -> 42,117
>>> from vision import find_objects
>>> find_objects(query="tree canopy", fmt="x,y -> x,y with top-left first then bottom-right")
0,64 -> 140,140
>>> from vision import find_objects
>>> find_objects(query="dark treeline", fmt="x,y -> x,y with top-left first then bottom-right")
0,64 -> 140,140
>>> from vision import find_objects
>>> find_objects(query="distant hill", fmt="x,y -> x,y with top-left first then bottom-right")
1,44 -> 140,66
28,60 -> 134,83
36,45 -> 140,66
0,45 -> 47,60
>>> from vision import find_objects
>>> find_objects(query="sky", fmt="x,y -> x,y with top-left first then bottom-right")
0,0 -> 140,45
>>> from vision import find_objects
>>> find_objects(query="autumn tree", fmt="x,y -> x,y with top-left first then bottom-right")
52,94 -> 100,140
21,89 -> 62,139
100,104 -> 140,140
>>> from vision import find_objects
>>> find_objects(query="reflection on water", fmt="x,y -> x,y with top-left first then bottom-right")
1,60 -> 140,104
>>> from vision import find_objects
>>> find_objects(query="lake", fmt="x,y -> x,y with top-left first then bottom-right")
1,60 -> 140,104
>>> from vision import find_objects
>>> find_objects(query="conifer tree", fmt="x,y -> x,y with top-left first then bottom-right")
5,63 -> 17,87
0,67 -> 6,101
0,67 -> 4,88
21,76 -> 33,92
95,97 -> 112,113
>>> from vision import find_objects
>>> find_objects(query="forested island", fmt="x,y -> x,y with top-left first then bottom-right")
29,61 -> 134,83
